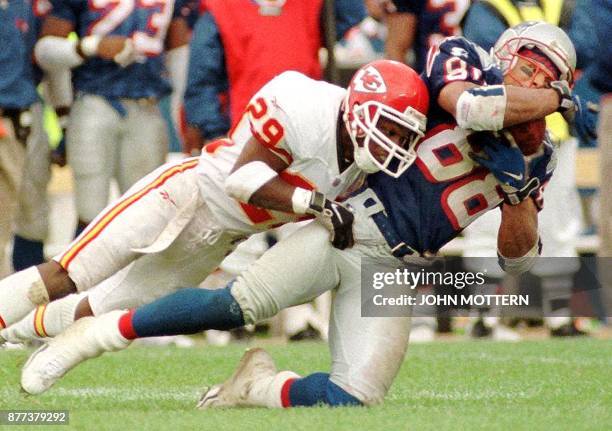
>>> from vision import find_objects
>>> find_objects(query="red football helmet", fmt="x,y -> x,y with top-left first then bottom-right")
343,60 -> 429,178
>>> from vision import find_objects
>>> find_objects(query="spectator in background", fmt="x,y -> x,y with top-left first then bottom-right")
589,0 -> 612,318
11,0 -> 74,271
33,0 -> 196,237
182,0 -> 365,154
0,0 -> 39,276
462,0 -> 594,336
380,0 -> 470,71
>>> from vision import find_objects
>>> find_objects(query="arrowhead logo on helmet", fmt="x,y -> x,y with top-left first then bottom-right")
343,60 -> 429,178
352,66 -> 388,94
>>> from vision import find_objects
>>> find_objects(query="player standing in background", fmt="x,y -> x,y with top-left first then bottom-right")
17,23 -> 579,406
32,0 -> 195,237
183,0 -> 365,153
0,61 -> 428,345
590,0 -> 612,315
0,0 -> 39,276
462,0 -> 594,336
11,0 -> 74,272
381,0 -> 470,71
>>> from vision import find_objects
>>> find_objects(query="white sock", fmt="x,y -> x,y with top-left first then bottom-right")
0,293 -> 86,342
0,267 -> 48,329
84,310 -> 132,356
247,370 -> 300,408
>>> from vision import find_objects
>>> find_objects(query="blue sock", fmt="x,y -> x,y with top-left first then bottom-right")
12,235 -> 44,270
130,286 -> 245,337
287,373 -> 362,407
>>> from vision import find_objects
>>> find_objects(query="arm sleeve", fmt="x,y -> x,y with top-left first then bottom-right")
461,2 -> 507,52
424,37 -> 503,103
183,12 -> 230,140
333,0 -> 367,40
244,78 -> 300,165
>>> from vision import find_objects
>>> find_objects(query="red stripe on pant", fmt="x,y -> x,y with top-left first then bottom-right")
281,377 -> 297,408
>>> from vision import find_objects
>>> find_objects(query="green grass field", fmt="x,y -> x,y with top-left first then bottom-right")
1,339 -> 611,430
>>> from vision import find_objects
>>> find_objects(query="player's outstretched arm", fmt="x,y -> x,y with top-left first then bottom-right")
470,134 -> 543,274
438,81 -> 565,131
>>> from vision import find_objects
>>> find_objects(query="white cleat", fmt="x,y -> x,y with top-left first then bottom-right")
21,311 -> 130,395
197,348 -> 277,408
21,317 -> 96,395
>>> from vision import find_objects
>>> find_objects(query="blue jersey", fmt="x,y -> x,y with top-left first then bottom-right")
392,0 -> 471,72
0,0 -> 38,109
366,37 -> 553,255
49,0 -> 191,99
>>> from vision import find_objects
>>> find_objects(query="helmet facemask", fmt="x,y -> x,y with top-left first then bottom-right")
493,23 -> 576,85
503,47 -> 561,88
344,99 -> 426,178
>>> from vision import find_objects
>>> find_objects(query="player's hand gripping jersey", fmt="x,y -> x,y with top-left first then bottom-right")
197,71 -> 366,233
367,37 -> 555,256
49,0 -> 191,98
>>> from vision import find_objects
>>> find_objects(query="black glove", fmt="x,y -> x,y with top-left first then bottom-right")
306,191 -> 355,249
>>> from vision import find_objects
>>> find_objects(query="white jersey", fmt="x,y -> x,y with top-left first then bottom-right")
197,71 -> 366,232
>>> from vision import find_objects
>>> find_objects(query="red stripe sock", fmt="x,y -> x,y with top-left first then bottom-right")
118,310 -> 138,340
281,377 -> 297,408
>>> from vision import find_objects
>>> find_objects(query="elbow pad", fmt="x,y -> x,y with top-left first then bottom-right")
497,237 -> 541,275
224,161 -> 278,203
34,36 -> 84,71
456,85 -> 506,131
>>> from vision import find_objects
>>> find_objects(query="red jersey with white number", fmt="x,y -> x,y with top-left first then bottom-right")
206,0 -> 323,128
196,71 -> 366,233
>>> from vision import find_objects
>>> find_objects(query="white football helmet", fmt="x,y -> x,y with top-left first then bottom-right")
493,21 -> 576,84
343,60 -> 429,178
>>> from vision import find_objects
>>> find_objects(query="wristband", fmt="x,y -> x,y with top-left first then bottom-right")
291,188 -> 313,214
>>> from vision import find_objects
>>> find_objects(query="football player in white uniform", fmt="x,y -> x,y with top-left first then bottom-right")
0,60 -> 429,341
13,22 -> 579,408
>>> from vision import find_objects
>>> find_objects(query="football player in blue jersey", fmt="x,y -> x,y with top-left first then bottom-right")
18,22 -> 579,407
11,0 -> 75,272
0,0 -> 39,277
32,0 -> 197,237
